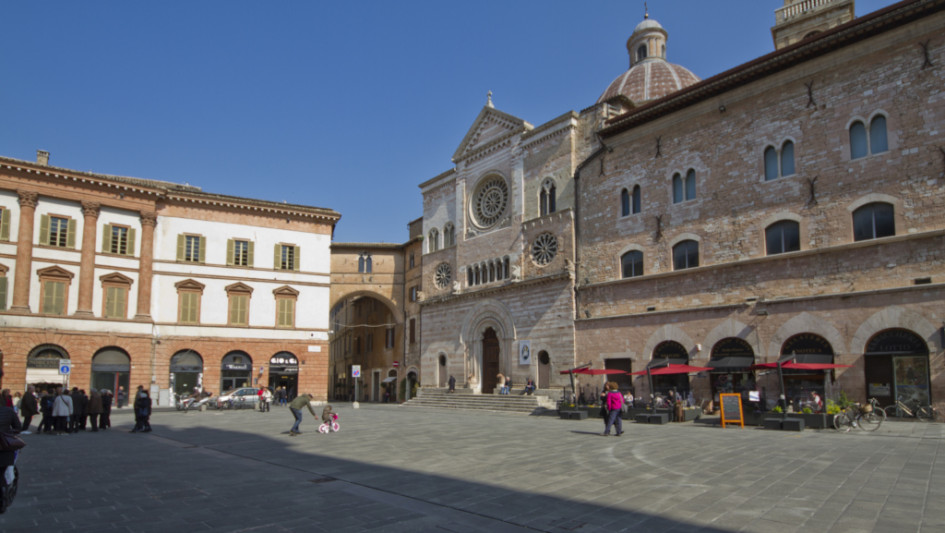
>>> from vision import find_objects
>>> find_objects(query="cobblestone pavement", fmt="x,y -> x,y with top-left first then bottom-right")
2,404 -> 942,532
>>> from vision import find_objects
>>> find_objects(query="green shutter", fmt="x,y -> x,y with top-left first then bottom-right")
226,239 -> 234,266
0,208 -> 10,241
176,234 -> 185,261
66,218 -> 77,248
247,241 -> 255,267
39,215 -> 50,245
293,245 -> 300,271
0,277 -> 7,310
198,236 -> 206,263
274,244 -> 281,270
102,224 -> 112,253
116,287 -> 126,318
127,227 -> 136,256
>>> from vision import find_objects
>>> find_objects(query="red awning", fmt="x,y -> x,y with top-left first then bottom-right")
751,362 -> 851,371
558,368 -> 627,375
629,364 -> 712,376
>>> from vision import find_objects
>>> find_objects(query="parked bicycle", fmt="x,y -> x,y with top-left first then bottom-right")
884,396 -> 935,421
833,398 -> 885,432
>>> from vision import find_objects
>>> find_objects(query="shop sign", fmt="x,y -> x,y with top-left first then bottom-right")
868,382 -> 891,396
720,393 -> 744,429
223,364 -> 251,371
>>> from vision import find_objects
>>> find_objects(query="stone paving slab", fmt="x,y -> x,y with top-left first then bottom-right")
0,404 -> 942,532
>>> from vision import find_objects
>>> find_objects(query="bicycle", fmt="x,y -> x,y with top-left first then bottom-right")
883,396 -> 935,421
833,398 -> 885,432
318,414 -> 340,434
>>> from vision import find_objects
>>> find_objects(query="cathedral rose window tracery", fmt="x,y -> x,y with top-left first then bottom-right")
531,233 -> 558,266
472,176 -> 509,228
435,262 -> 452,289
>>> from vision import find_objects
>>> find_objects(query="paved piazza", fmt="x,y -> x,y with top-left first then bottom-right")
2,404 -> 942,532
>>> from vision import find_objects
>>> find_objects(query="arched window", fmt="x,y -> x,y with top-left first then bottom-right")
672,173 -> 683,204
780,140 -> 795,176
869,115 -> 888,154
358,253 -> 372,273
764,146 -> 779,181
765,220 -> 800,255
637,44 -> 647,62
621,250 -> 644,278
621,188 -> 630,216
672,240 -> 699,270
428,228 -> 439,253
443,223 -> 455,247
540,179 -> 556,216
632,185 -> 641,214
850,121 -> 868,159
853,202 -> 895,241
685,169 -> 697,200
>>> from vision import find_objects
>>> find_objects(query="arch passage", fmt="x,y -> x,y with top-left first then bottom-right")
864,328 -> 930,407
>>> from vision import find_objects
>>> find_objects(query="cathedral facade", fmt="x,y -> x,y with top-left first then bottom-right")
405,0 -> 945,413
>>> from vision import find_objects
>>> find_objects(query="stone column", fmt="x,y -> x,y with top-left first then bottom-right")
10,191 -> 38,313
135,211 -> 157,320
74,201 -> 100,316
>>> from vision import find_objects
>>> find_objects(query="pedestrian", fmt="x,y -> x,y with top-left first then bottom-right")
19,385 -> 38,434
100,389 -> 113,430
287,393 -> 317,436
601,381 -> 625,437
39,389 -> 55,433
116,386 -> 126,409
52,386 -> 73,435
71,387 -> 88,431
496,373 -> 506,394
132,389 -> 152,433
0,390 -> 12,409
448,375 -> 456,393
87,389 -> 103,432
0,397 -> 22,481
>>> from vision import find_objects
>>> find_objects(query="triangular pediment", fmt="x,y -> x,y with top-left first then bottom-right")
99,272 -> 134,286
451,106 -> 533,163
37,266 -> 74,280
174,279 -> 205,291
225,282 -> 254,294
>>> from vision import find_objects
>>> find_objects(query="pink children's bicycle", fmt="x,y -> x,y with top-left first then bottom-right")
318,413 -> 339,433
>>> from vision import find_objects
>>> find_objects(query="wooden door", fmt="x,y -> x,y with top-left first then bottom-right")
538,351 -> 551,388
482,328 -> 499,393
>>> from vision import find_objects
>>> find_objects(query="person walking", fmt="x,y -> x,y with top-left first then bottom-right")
287,393 -> 317,436
87,389 -> 103,432
601,381 -> 625,437
100,389 -> 113,430
0,398 -> 22,484
19,385 -> 38,434
448,375 -> 456,393
132,390 -> 152,433
116,386 -> 126,409
38,389 -> 55,434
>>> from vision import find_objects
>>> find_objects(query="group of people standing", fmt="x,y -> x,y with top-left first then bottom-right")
5,385 -> 114,435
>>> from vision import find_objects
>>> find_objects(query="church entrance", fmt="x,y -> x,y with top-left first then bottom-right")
481,328 -> 499,393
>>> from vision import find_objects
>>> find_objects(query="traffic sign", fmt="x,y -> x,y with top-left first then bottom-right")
351,365 -> 361,378
59,359 -> 71,375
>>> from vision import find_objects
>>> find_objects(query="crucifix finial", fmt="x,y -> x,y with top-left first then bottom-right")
644,1 -> 649,19
487,90 -> 494,108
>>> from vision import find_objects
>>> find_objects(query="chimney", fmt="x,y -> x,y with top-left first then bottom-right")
37,150 -> 49,166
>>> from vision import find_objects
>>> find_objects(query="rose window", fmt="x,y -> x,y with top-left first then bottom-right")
473,177 -> 509,228
435,262 -> 452,289
531,233 -> 558,266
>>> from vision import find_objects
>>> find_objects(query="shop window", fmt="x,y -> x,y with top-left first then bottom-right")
765,220 -> 800,255
853,202 -> 895,241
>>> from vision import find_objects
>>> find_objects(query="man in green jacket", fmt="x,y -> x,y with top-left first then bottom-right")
288,393 -> 317,436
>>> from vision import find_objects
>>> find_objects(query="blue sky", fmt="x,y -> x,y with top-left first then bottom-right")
1,0 -> 898,243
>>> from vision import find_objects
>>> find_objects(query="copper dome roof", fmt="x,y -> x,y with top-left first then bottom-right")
598,60 -> 700,104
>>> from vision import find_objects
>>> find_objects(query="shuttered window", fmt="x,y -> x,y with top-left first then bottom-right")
274,244 -> 299,271
42,280 -> 67,314
276,296 -> 295,327
104,286 -> 128,319
177,234 -> 206,263
0,276 -> 7,311
227,239 -> 254,267
102,224 -> 135,255
179,292 -> 200,323
40,215 -> 75,248
229,293 -> 249,325
0,207 -> 10,241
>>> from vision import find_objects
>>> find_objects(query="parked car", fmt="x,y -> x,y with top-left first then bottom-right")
216,387 -> 262,409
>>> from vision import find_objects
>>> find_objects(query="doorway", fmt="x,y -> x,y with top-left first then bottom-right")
538,351 -> 551,388
481,328 -> 499,393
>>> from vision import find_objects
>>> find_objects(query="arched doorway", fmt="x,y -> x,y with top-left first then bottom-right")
221,351 -> 253,392
170,350 -> 203,396
538,351 -> 551,388
780,333 -> 835,409
268,352 -> 299,400
708,338 -> 756,400
649,341 -> 690,398
91,347 -> 131,394
481,328 -> 500,393
27,344 -> 70,389
437,354 -> 448,388
864,328 -> 930,408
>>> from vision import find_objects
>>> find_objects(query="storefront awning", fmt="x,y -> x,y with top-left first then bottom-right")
381,377 -> 397,383
647,358 -> 688,369
707,356 -> 754,370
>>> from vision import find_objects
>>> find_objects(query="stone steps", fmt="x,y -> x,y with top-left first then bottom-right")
401,389 -> 557,415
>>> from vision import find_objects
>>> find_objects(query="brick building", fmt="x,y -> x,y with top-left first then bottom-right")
395,0 -> 944,414
0,152 -> 338,404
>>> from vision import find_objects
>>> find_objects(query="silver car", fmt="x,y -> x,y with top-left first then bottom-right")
216,387 -> 261,409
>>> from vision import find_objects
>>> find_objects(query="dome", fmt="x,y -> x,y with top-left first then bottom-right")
597,61 -> 700,104
596,14 -> 700,105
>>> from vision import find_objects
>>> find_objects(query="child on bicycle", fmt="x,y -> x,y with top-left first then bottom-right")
321,404 -> 336,432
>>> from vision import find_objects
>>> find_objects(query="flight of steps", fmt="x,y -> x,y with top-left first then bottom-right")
401,388 -> 559,415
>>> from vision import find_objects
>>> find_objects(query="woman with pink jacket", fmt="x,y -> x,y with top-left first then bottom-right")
601,382 -> 625,437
